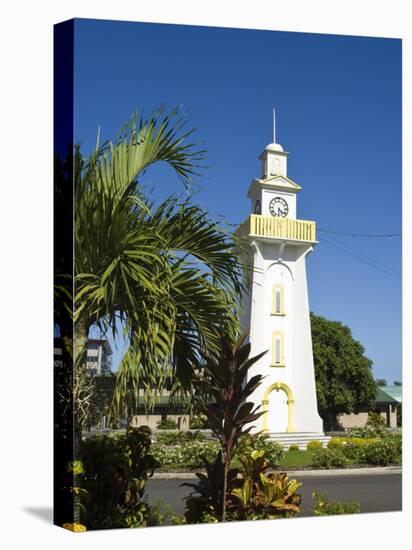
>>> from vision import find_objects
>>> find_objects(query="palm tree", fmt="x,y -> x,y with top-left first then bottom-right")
61,107 -> 243,445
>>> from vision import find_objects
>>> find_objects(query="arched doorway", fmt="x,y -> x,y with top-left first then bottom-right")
262,382 -> 295,433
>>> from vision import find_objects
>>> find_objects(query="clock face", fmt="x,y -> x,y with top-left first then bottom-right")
269,197 -> 289,217
254,200 -> 261,215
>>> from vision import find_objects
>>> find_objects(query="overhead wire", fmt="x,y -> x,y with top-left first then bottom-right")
318,228 -> 401,239
319,233 -> 401,278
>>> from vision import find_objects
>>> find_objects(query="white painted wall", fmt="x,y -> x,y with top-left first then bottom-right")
243,240 -> 324,435
262,152 -> 288,178
242,139 -> 324,436
250,186 -> 297,219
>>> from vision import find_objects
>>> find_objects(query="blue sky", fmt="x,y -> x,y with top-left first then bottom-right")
74,19 -> 402,383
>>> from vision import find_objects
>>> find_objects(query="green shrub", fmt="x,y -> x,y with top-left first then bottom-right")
327,437 -> 346,450
156,417 -> 178,430
237,434 -> 285,467
80,426 -> 159,529
289,444 -> 300,452
311,448 -> 348,469
342,441 -> 364,462
151,440 -> 220,468
189,414 -> 209,429
341,437 -> 377,462
313,492 -> 360,516
306,440 -> 322,451
347,415 -> 389,438
366,412 -> 388,437
362,438 -> 401,466
154,430 -> 206,446
147,499 -> 186,526
154,431 -> 183,445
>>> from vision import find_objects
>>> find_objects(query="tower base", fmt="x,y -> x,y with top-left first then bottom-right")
265,432 -> 330,450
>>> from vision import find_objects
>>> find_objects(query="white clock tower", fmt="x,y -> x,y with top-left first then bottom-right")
239,114 -> 329,448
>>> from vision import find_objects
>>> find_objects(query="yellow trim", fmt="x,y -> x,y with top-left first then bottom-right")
262,382 -> 295,433
271,284 -> 285,315
271,331 -> 285,366
248,214 -> 316,242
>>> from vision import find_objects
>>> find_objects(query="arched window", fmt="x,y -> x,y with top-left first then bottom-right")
272,285 -> 285,315
272,331 -> 285,366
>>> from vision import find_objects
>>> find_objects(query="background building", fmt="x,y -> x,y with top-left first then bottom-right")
54,337 -> 113,376
86,339 -> 113,376
338,385 -> 402,429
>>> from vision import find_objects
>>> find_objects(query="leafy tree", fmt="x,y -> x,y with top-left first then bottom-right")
394,381 -> 402,386
310,313 -> 377,430
376,379 -> 387,387
55,107 -> 244,452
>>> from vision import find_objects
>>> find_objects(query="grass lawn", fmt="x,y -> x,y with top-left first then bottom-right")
278,449 -> 316,469
277,449 -> 357,470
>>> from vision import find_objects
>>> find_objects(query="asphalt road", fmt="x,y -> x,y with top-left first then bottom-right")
146,474 -> 402,518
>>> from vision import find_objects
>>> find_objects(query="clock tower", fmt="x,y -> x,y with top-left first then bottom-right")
239,115 -> 329,448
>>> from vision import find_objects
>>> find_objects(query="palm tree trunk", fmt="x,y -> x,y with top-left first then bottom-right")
73,316 -> 88,458
72,317 -> 89,524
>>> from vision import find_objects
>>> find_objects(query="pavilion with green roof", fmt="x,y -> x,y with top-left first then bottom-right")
338,385 -> 402,430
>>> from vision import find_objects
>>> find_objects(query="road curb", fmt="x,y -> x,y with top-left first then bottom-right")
152,466 -> 402,480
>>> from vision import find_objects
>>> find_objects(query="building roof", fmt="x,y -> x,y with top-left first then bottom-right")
264,142 -> 284,152
247,175 -> 301,198
375,385 -> 402,404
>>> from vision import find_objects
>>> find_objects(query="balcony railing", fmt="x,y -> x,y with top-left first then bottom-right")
241,214 -> 316,242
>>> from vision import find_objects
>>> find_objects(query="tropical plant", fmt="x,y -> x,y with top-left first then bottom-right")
80,426 -> 159,529
62,522 -> 87,532
312,492 -> 360,516
236,433 -> 285,467
182,451 -> 239,524
55,107 -> 246,445
230,450 -> 302,520
191,332 -> 267,521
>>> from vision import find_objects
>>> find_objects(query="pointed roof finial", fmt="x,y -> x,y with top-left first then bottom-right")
273,107 -> 276,144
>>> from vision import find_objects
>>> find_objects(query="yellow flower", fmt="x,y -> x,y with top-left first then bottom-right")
62,522 -> 87,532
67,460 -> 85,475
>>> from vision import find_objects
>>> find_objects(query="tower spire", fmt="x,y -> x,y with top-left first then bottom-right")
273,107 -> 276,143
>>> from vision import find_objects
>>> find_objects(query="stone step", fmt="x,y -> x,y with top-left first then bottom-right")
265,432 -> 331,449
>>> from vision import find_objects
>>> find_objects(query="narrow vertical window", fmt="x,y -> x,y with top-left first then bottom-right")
275,288 -> 281,313
272,285 -> 284,315
272,331 -> 284,366
275,336 -> 281,364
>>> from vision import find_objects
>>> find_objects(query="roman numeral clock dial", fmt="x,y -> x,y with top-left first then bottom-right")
269,196 -> 289,217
